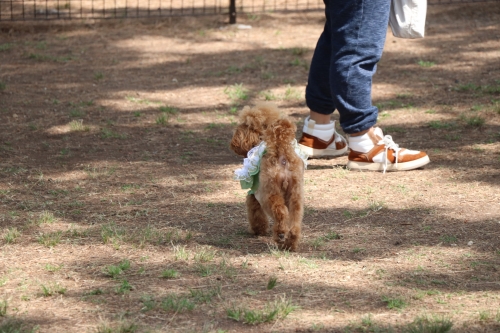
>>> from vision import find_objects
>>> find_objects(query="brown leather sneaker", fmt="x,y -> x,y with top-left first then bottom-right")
298,118 -> 348,158
346,127 -> 430,172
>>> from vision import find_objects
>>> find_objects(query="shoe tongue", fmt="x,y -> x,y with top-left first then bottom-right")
373,127 -> 384,138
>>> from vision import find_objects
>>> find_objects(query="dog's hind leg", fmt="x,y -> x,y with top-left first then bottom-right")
266,194 -> 290,248
246,194 -> 268,236
283,191 -> 303,251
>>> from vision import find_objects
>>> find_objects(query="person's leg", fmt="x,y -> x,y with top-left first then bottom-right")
309,111 -> 330,125
299,0 -> 348,158
327,0 -> 428,171
300,0 -> 429,171
326,0 -> 389,134
305,2 -> 336,120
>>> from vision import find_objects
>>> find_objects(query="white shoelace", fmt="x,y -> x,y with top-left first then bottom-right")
378,135 -> 400,173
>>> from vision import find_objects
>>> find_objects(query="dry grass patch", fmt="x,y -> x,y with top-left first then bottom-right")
0,4 -> 499,333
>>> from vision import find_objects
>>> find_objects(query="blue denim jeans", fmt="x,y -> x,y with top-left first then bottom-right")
305,0 -> 391,134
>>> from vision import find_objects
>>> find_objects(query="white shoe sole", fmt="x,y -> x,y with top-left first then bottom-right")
347,155 -> 430,172
298,144 -> 348,158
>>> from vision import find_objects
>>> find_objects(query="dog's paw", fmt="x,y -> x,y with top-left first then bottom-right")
276,227 -> 300,251
249,224 -> 268,236
282,240 -> 298,251
278,241 -> 297,252
272,230 -> 287,246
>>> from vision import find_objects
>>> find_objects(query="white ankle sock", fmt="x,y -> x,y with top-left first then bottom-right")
303,117 -> 335,141
348,128 -> 383,153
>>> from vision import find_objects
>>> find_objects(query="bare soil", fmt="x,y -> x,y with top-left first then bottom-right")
0,3 -> 499,333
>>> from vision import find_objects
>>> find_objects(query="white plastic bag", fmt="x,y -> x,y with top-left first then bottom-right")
389,0 -> 427,39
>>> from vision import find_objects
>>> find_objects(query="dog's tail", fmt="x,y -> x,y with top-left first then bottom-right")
264,118 -> 297,154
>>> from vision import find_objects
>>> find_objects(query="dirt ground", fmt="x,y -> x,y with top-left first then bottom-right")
0,3 -> 500,333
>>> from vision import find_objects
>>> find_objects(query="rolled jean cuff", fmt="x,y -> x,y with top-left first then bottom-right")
305,93 -> 335,115
343,121 -> 376,135
341,110 -> 378,134
306,103 -> 334,115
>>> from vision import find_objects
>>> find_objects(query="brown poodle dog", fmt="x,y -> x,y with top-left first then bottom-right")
230,103 -> 306,251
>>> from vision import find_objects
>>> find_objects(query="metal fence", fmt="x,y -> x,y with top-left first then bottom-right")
0,0 -> 497,22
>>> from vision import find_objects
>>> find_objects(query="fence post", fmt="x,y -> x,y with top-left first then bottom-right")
229,0 -> 236,23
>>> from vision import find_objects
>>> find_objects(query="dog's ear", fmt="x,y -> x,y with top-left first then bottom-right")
239,106 -> 266,131
253,102 -> 282,128
231,103 -> 285,157
238,103 -> 283,133
230,125 -> 261,157
266,118 -> 297,144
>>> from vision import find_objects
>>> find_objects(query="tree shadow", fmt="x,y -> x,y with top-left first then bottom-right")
0,6 -> 499,332
0,3 -> 498,187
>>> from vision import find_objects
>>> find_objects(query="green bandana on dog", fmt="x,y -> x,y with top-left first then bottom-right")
234,139 -> 308,194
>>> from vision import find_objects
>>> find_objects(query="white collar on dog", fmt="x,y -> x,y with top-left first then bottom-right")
292,139 -> 309,168
234,139 -> 308,185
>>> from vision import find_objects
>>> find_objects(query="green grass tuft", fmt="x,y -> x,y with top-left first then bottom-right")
69,119 -> 89,132
189,285 -> 221,303
115,280 -> 133,294
104,260 -> 131,279
41,282 -> 66,296
224,83 -> 249,101
289,57 -> 309,70
160,105 -> 178,114
283,85 -> 302,100
418,60 -> 436,67
382,296 -> 407,310
324,231 -> 341,240
101,128 -> 127,139
173,245 -> 190,261
0,319 -> 34,333
0,300 -> 7,317
87,289 -> 104,296
193,246 -> 216,263
160,269 -> 179,279
267,276 -> 278,290
97,321 -> 138,333
101,222 -> 126,244
403,316 -> 453,333
460,114 -> 485,127
155,114 -> 168,125
260,90 -> 277,101
69,109 -> 85,118
227,296 -> 297,325
38,211 -> 55,224
4,227 -> 20,244
44,264 -> 63,272
428,121 -> 456,130
140,295 -> 155,312
161,294 -> 195,312
37,231 -> 62,247
440,235 -> 458,244
454,82 -> 480,92
0,43 -> 12,51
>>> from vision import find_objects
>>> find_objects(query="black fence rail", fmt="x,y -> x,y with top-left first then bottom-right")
0,0 -> 497,21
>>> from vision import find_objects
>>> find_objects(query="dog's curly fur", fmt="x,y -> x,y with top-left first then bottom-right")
230,103 -> 304,251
